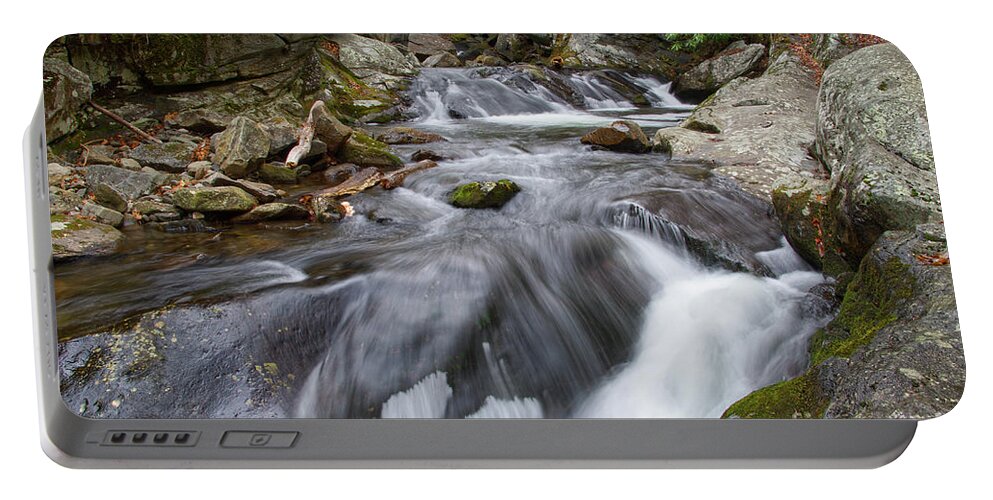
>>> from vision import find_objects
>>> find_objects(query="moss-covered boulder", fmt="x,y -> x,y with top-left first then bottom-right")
50,214 -> 123,261
213,116 -> 271,179
580,120 -> 651,153
338,132 -> 403,170
258,163 -> 298,184
724,225 -> 963,419
171,186 -> 257,214
449,179 -> 521,209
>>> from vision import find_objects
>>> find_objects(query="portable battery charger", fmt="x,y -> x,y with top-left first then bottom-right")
27,33 -> 963,467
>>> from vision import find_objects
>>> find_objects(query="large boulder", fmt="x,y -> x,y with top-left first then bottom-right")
43,57 -> 93,142
213,116 -> 271,179
449,180 -> 521,209
407,34 -> 457,59
326,34 -> 419,90
581,120 -> 650,153
128,141 -> 197,173
311,101 -> 353,152
171,186 -> 257,214
816,43 -> 940,263
771,173 -> 851,276
653,49 -> 821,201
50,214 -> 123,261
674,41 -> 766,98
84,164 -> 166,201
553,34 -> 677,75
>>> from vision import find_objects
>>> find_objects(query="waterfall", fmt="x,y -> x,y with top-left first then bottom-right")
409,67 -> 689,122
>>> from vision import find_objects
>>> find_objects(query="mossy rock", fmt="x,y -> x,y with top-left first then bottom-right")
722,370 -> 829,419
258,163 -> 298,184
449,179 -> 521,209
50,213 -> 123,261
338,132 -> 403,170
171,186 -> 257,214
771,175 -> 851,277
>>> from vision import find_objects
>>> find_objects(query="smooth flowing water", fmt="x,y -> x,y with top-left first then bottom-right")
56,68 -> 832,418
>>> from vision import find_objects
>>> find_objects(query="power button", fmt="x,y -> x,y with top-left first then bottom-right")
220,431 -> 298,448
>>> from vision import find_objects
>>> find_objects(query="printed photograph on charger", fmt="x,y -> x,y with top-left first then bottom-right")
44,34 -> 964,419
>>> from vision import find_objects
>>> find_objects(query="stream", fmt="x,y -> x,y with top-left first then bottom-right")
56,67 -> 833,418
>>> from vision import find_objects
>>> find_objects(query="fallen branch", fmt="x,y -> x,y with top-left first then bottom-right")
379,160 -> 438,189
285,104 -> 318,167
88,100 -> 163,145
312,167 -> 383,198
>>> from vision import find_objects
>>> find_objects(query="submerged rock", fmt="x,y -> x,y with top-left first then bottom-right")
449,179 -> 521,209
128,141 -> 197,173
213,116 -> 271,179
50,214 -> 123,261
580,120 -> 650,153
171,186 -> 257,214
674,41 -> 766,98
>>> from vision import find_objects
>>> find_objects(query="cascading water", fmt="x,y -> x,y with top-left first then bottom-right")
58,65 -> 833,420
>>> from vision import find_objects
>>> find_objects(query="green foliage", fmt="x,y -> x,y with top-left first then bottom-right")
664,33 -> 739,52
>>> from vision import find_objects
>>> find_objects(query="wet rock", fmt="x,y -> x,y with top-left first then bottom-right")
171,186 -> 257,214
580,120 -> 650,153
374,127 -> 445,145
327,34 -> 419,90
233,203 -> 310,223
203,172 -> 279,203
411,149 -> 445,162
816,43 -> 941,263
258,163 -> 298,185
81,200 -> 124,227
213,116 -> 271,179
128,141 -> 197,173
407,34 -> 457,59
423,52 -> 462,68
674,41 -> 766,99
311,197 -> 352,223
84,164 -> 165,201
132,199 -> 182,222
50,214 -> 123,261
49,187 -> 83,214
48,163 -> 74,186
43,57 -> 92,142
771,173 -> 851,276
338,132 -> 404,170
449,179 -> 520,209
91,183 -> 128,212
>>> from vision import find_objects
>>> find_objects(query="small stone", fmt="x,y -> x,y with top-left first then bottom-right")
374,127 -> 445,145
92,183 -> 128,212
48,163 -> 73,186
81,200 -> 124,227
449,179 -> 521,209
186,160 -> 213,180
118,158 -> 142,171
258,163 -> 298,185
580,120 -> 651,153
411,149 -> 445,162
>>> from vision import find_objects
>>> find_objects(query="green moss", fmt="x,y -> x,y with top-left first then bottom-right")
339,132 -> 403,169
808,256 -> 914,365
722,369 -> 829,418
449,179 -> 521,209
50,213 -> 111,239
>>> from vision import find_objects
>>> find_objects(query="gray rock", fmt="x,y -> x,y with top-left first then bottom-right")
163,108 -> 229,133
816,43 -> 940,261
581,120 -> 650,153
674,41 -> 766,98
407,34 -> 457,58
50,214 -> 123,261
327,34 -> 419,90
186,160 -> 214,180
129,141 -> 197,173
81,200 -> 124,227
653,50 -> 821,202
261,117 -> 300,153
213,116 -> 271,179
203,172 -> 278,203
374,127 -> 444,145
258,163 -> 298,185
171,186 -> 257,214
233,203 -> 310,223
84,164 -> 165,201
132,199 -> 182,222
91,183 -> 128,212
118,158 -> 142,171
42,57 -> 92,142
311,102 -> 352,153
820,227 -> 963,418
48,163 -> 74,186
423,52 -> 462,68
49,187 -> 83,214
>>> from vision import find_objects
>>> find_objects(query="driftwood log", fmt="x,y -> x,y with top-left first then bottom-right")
286,100 -> 353,167
285,102 -> 319,167
379,160 -> 438,189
